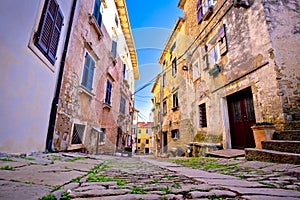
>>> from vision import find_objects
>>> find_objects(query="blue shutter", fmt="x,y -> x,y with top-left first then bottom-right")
87,57 -> 95,91
111,41 -> 117,58
196,0 -> 203,24
93,0 -> 102,27
105,80 -> 112,104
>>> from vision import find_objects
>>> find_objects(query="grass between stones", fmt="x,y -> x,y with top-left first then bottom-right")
0,157 -> 14,162
130,186 -> 147,194
0,165 -> 14,170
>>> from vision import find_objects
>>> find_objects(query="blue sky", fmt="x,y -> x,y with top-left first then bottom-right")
126,0 -> 182,122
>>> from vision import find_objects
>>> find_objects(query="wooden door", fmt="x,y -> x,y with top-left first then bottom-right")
227,88 -> 256,149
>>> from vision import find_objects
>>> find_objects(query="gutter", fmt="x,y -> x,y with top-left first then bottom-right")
46,0 -> 77,152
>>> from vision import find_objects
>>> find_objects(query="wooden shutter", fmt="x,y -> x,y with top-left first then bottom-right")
37,0 -> 64,64
93,0 -> 102,27
196,0 -> 203,24
218,24 -> 228,56
82,53 -> 95,91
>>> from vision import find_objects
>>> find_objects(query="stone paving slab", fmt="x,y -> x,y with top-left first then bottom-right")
194,177 -> 265,187
242,195 -> 300,200
229,187 -> 300,198
187,189 -> 237,198
0,180 -> 51,200
261,163 -> 299,172
237,160 -> 274,169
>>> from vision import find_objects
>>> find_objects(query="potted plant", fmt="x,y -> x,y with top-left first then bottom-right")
251,122 -> 276,148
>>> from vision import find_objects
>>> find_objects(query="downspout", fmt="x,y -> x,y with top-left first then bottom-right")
46,0 -> 77,152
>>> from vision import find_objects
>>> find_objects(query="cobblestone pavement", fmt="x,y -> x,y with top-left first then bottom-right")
0,152 -> 299,200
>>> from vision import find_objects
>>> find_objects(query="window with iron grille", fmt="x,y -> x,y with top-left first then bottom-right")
199,103 -> 207,128
81,52 -> 95,91
172,57 -> 177,76
71,123 -> 85,144
35,0 -> 64,64
119,96 -> 126,114
93,0 -> 102,28
105,79 -> 112,105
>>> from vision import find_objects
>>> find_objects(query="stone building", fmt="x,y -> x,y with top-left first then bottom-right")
0,0 -> 75,153
136,122 -> 154,154
49,0 -> 138,155
154,0 -> 300,155
152,18 -> 195,155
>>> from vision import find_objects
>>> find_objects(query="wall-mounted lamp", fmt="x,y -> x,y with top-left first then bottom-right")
182,65 -> 188,71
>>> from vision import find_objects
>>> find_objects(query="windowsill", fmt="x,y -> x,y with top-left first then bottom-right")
88,14 -> 103,40
109,53 -> 117,65
171,107 -> 179,111
103,102 -> 112,111
78,85 -> 95,99
68,144 -> 84,150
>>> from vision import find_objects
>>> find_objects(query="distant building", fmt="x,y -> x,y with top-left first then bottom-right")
0,0 -> 75,153
137,122 -> 154,154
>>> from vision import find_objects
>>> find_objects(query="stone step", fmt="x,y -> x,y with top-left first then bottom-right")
273,130 -> 300,141
245,148 -> 300,165
261,140 -> 300,154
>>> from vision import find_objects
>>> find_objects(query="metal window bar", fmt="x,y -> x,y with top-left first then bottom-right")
71,123 -> 85,144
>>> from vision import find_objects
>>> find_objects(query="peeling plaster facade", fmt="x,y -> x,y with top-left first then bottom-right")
154,0 -> 300,155
0,0 -> 73,153
52,0 -> 138,155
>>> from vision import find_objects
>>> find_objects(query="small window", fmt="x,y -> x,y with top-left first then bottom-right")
162,73 -> 166,87
81,52 -> 95,91
172,92 -> 179,109
146,139 -> 149,144
105,79 -> 112,105
146,129 -> 148,133
196,0 -> 215,23
163,100 -> 167,115
115,13 -> 119,27
172,58 -> 177,76
99,128 -> 105,144
171,129 -> 180,139
111,40 -> 117,58
71,123 -> 85,144
93,0 -> 102,28
138,129 -> 141,133
119,96 -> 126,114
123,64 -> 126,79
35,0 -> 64,64
199,103 -> 207,128
138,139 -> 141,143
170,41 -> 176,54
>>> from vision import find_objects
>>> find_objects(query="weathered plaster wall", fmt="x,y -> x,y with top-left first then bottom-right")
0,0 -> 72,153
262,0 -> 300,127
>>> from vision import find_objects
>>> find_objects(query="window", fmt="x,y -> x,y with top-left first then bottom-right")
146,129 -> 148,133
172,92 -> 179,109
193,60 -> 200,79
115,13 -> 119,27
170,42 -> 176,54
81,52 -> 95,91
162,73 -> 166,87
199,103 -> 207,128
35,0 -> 64,64
71,123 -> 85,144
111,40 -> 117,58
119,96 -> 126,114
172,57 -> 177,76
146,139 -> 149,144
200,26 -> 227,71
139,129 -> 141,133
99,128 -> 105,144
163,100 -> 167,115
93,0 -> 102,28
105,79 -> 112,105
138,139 -> 141,143
123,64 -> 126,79
171,129 -> 180,139
196,0 -> 215,23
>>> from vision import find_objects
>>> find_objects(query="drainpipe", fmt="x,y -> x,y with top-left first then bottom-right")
46,0 -> 77,152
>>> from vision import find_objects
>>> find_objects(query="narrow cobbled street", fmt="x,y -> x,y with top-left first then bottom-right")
0,153 -> 299,200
